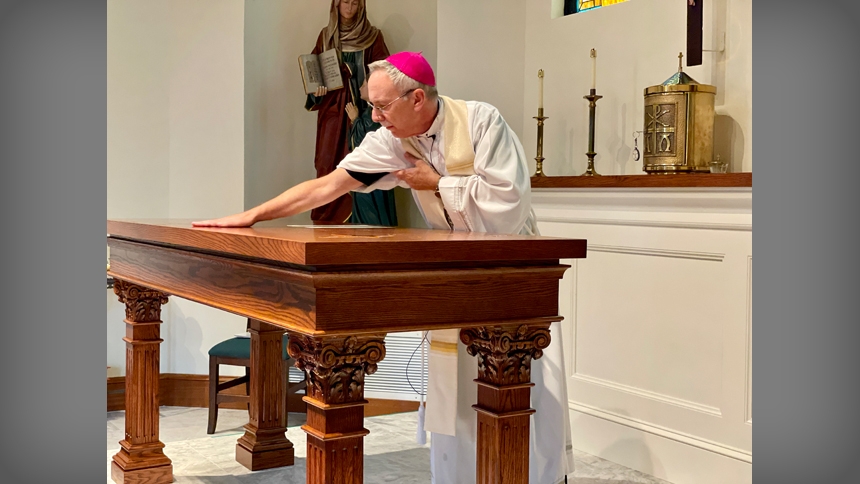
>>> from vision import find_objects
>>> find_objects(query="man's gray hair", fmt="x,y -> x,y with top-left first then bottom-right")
368,59 -> 439,101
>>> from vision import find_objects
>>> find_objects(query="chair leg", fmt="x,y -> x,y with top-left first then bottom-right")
207,357 -> 219,434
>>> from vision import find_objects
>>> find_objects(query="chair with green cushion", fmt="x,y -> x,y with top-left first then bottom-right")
207,318 -> 306,434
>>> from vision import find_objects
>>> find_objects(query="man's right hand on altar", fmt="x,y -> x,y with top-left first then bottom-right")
192,210 -> 256,228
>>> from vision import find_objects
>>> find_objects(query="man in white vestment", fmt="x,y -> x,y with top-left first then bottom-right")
193,51 -> 574,484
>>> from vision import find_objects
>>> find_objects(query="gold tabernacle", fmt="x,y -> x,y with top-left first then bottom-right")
642,53 -> 716,174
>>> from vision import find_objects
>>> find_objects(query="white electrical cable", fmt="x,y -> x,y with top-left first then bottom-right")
416,330 -> 427,445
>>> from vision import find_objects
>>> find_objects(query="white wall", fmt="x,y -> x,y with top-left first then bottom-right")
107,0 -> 247,377
522,0 -> 752,176
437,0 -> 526,137
107,0 -> 170,220
242,1 -> 324,222
168,1 -> 245,220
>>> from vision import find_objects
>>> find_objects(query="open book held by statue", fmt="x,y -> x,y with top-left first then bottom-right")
298,48 -> 344,94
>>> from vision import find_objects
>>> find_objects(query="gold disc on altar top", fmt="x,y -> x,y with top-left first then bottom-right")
642,53 -> 716,174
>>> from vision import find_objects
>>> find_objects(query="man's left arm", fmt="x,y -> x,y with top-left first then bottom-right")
338,127 -> 412,192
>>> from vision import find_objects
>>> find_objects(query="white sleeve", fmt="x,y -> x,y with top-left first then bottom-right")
337,128 -> 411,192
439,103 -> 532,234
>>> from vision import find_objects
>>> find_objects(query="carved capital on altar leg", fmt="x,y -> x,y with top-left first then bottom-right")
287,334 -> 386,404
287,333 -> 387,484
460,324 -> 552,385
110,280 -> 172,484
461,324 -> 552,484
113,279 -> 170,322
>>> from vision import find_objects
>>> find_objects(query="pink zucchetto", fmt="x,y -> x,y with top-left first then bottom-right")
386,51 -> 436,87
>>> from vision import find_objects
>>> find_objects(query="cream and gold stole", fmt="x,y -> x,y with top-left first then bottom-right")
400,95 -> 475,230
400,96 -> 474,436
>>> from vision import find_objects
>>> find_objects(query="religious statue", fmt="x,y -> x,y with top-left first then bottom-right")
305,0 -> 392,224
344,78 -> 398,226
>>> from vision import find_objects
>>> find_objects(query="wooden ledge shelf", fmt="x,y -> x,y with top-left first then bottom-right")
530,173 -> 751,189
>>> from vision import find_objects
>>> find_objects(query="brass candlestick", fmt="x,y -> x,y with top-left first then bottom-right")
533,69 -> 548,177
533,107 -> 548,177
581,88 -> 603,176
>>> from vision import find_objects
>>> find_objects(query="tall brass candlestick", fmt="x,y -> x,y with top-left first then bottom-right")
581,88 -> 603,176
533,69 -> 548,177
533,107 -> 548,177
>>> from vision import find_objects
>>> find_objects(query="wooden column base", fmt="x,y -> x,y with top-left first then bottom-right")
110,441 -> 173,484
235,429 -> 295,471
110,461 -> 173,484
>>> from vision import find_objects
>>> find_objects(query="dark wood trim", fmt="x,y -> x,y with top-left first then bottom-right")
107,376 -> 126,412
365,399 -> 419,417
530,172 -> 751,189
108,374 -> 417,415
108,237 -> 571,336
108,374 -> 301,412
687,0 -> 704,67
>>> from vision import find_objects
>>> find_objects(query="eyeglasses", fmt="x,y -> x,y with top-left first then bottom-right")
367,89 -> 416,115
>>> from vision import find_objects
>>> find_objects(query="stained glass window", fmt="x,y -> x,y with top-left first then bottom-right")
564,0 -> 630,15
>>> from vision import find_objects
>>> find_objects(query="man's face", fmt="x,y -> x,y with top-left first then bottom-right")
338,0 -> 360,22
367,71 -> 417,138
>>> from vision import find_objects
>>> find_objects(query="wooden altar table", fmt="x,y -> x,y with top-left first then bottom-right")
107,219 -> 587,484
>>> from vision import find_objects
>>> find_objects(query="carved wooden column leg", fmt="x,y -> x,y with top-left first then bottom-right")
235,319 -> 294,470
287,333 -> 386,484
461,324 -> 552,484
110,280 -> 173,484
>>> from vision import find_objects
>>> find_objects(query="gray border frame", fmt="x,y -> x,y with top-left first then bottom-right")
0,1 -> 106,481
2,0 -> 860,481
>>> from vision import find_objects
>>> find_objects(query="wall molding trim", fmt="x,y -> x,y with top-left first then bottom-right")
536,216 -> 752,232
570,373 -> 722,417
588,244 -> 726,262
531,186 -> 752,211
531,186 -> 752,233
569,401 -> 752,463
530,174 -> 751,190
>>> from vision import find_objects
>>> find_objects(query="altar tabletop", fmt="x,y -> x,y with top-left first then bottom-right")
107,219 -> 585,267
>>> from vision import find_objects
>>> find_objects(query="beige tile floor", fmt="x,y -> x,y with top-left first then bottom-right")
106,407 -> 673,484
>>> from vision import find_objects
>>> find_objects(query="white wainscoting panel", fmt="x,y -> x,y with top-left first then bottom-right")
533,187 -> 752,484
